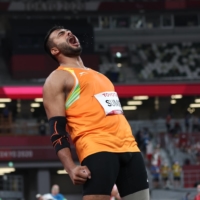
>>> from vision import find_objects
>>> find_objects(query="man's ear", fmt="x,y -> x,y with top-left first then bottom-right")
51,47 -> 59,56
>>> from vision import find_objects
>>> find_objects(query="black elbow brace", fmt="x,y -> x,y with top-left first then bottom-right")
49,116 -> 70,154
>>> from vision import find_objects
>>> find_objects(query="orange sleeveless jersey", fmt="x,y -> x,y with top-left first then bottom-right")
57,66 -> 140,162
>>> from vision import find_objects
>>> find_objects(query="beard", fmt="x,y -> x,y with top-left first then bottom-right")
57,42 -> 82,57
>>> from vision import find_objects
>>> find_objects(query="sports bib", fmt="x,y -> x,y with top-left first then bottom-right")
94,92 -> 123,115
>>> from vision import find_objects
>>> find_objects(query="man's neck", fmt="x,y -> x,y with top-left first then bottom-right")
59,56 -> 85,69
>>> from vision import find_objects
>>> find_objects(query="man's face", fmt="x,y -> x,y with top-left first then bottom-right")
52,185 -> 59,195
50,29 -> 82,57
197,184 -> 200,192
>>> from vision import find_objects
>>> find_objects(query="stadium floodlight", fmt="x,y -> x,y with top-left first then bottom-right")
0,98 -> 11,102
122,106 -> 137,110
195,99 -> 200,103
31,103 -> 40,108
127,101 -> 142,105
0,103 -> 6,108
171,94 -> 182,99
170,99 -> 176,104
57,169 -> 68,174
116,52 -> 121,58
190,104 -> 200,108
117,63 -> 122,68
34,98 -> 43,102
133,96 -> 149,100
0,168 -> 15,175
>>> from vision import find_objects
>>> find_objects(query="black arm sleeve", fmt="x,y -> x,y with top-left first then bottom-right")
49,116 -> 70,154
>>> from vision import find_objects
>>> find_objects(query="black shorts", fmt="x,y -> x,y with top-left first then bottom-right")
153,177 -> 159,182
81,151 -> 149,197
162,177 -> 168,182
174,176 -> 180,181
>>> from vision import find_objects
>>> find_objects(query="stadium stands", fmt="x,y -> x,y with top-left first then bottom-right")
131,42 -> 200,80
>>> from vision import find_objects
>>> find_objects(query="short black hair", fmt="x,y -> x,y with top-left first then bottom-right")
44,25 -> 64,62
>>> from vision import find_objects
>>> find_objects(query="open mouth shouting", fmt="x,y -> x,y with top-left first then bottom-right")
68,35 -> 80,47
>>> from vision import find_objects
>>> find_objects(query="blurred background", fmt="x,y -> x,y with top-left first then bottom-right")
1,0 -> 200,199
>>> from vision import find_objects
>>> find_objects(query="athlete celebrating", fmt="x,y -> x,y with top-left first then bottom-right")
43,26 -> 149,200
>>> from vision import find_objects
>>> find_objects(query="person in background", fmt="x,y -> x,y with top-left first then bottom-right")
172,161 -> 182,188
160,162 -> 171,189
194,183 -> 200,200
39,119 -> 46,136
36,194 -> 43,200
192,115 -> 199,133
166,114 -> 171,133
184,112 -> 190,133
2,105 -> 11,133
181,192 -> 190,200
150,160 -> 160,189
146,140 -> 153,167
51,184 -> 65,200
152,144 -> 161,167
43,193 -> 56,200
110,184 -> 121,200
173,121 -> 182,135
36,193 -> 56,200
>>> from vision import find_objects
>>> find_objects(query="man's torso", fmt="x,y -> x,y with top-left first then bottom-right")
57,66 -> 139,162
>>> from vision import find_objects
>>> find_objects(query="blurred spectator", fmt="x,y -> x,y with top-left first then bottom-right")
150,160 -> 160,188
110,184 -> 121,200
173,121 -> 182,135
146,140 -> 153,166
192,115 -> 199,133
160,162 -> 170,189
51,184 -> 65,200
185,112 -> 190,133
36,193 -> 57,200
42,194 -> 56,200
166,114 -> 171,133
135,130 -> 143,150
181,192 -> 190,200
172,161 -> 182,188
137,127 -> 153,154
36,194 -> 43,200
194,183 -> 200,200
184,158 -> 191,166
2,106 -> 9,118
1,105 -> 11,133
39,119 -> 46,136
179,134 -> 188,152
105,64 -> 120,83
193,141 -> 200,164
152,145 -> 161,167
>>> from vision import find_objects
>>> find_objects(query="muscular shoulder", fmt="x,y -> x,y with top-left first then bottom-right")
43,69 -> 75,118
43,69 -> 74,94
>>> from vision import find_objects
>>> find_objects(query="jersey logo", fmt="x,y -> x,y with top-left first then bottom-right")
79,72 -> 88,76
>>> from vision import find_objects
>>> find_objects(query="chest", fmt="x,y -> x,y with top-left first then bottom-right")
77,70 -> 114,92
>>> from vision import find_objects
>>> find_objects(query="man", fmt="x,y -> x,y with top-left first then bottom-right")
172,161 -> 182,188
194,183 -> 200,200
43,25 -> 149,200
51,184 -> 65,200
160,162 -> 171,189
150,160 -> 160,189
